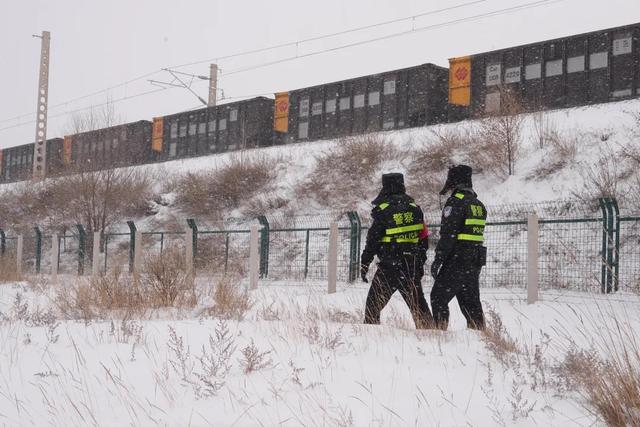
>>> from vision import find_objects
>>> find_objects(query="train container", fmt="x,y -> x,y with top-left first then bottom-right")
155,97 -> 274,161
0,143 -> 34,183
64,120 -> 152,171
276,63 -> 448,144
448,22 -> 640,119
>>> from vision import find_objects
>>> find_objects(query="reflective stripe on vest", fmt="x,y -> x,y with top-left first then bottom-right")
378,202 -> 390,210
465,219 -> 486,226
454,193 -> 465,199
457,233 -> 484,242
385,223 -> 424,235
381,237 -> 419,243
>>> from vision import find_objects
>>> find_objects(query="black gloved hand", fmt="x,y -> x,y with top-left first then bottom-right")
431,259 -> 443,280
361,263 -> 369,283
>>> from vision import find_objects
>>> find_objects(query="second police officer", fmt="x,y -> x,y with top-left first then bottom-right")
430,165 -> 487,330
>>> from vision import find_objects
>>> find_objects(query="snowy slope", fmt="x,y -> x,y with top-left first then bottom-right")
1,280 -> 638,426
137,98 -> 640,227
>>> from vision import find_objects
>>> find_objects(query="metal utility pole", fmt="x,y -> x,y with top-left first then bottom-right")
32,31 -> 51,180
208,64 -> 218,106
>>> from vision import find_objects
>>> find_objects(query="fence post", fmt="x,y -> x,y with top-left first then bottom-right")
347,212 -> 362,282
327,222 -> 338,294
51,233 -> 59,284
92,231 -> 100,278
249,225 -> 259,290
34,226 -> 42,274
598,198 -> 616,294
224,233 -> 230,273
304,229 -> 310,279
186,219 -> 198,263
127,221 -> 137,274
257,216 -> 269,278
133,230 -> 142,282
0,229 -> 5,256
611,198 -> 620,292
527,214 -> 539,304
185,227 -> 194,280
76,224 -> 86,276
16,234 -> 23,277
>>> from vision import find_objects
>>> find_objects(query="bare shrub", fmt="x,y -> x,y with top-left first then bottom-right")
531,108 -> 555,149
194,320 -> 236,397
476,86 -> 524,177
407,128 -> 476,206
481,307 -> 520,366
239,339 -> 273,374
558,342 -> 640,426
141,247 -> 195,308
298,134 -> 401,209
206,275 -> 253,320
527,129 -> 578,180
55,268 -> 144,320
572,145 -> 630,209
176,154 -> 276,217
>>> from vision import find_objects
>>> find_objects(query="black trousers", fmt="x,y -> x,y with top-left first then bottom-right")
430,250 -> 485,330
364,258 -> 434,329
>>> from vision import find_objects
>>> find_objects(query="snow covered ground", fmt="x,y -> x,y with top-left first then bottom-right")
1,278 -> 639,426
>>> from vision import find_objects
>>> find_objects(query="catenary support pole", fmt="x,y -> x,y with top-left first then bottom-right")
327,222 -> 338,294
249,225 -> 259,290
527,214 -> 539,304
32,31 -> 51,180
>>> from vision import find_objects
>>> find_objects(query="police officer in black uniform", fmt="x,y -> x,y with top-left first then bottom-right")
430,165 -> 487,330
361,173 -> 434,329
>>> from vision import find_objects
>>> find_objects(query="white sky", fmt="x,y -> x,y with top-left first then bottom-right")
0,0 -> 639,149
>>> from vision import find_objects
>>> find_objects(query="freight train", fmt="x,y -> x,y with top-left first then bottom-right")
1,22 -> 638,184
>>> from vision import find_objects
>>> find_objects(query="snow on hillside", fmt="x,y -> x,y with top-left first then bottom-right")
133,98 -> 640,229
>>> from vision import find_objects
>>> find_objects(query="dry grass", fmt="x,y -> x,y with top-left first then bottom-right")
0,255 -> 20,282
55,249 -> 196,320
556,320 -> 640,426
205,275 -> 253,320
175,154 -> 276,217
528,129 -> 578,180
406,128 -> 476,207
141,247 -> 196,308
481,307 -> 520,366
298,134 -> 402,209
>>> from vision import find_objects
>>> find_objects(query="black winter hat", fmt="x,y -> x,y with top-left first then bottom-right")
381,173 -> 405,195
439,165 -> 473,195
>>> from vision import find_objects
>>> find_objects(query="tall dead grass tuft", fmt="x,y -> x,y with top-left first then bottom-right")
481,307 -> 520,366
0,255 -> 20,282
557,322 -> 640,426
176,154 -> 276,217
205,275 -> 253,320
141,247 -> 196,308
298,134 -> 401,209
407,129 -> 476,207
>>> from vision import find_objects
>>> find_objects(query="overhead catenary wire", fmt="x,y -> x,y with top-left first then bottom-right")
167,0 -> 490,70
0,0 -> 565,134
0,0 -> 487,126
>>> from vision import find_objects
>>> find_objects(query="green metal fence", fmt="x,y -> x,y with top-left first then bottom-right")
1,198 -> 639,294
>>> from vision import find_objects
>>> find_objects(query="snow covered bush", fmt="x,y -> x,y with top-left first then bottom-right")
297,134 -> 401,210
175,154 -> 276,217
